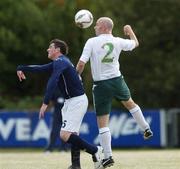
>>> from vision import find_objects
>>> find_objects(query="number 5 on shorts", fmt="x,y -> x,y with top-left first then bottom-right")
62,120 -> 67,128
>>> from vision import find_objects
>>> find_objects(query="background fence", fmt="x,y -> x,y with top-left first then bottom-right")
1,109 -> 179,148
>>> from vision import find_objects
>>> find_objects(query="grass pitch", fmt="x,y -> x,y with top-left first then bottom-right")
0,149 -> 180,169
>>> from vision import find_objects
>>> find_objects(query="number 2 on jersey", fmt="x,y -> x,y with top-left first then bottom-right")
101,43 -> 114,63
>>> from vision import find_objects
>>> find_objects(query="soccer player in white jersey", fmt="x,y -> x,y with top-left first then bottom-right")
76,17 -> 153,168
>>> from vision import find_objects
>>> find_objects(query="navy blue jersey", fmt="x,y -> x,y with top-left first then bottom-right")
17,55 -> 85,104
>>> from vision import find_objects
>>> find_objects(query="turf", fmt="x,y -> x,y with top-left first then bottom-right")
0,149 -> 180,169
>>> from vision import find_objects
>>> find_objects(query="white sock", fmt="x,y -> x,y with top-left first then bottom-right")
129,105 -> 149,131
99,127 -> 112,159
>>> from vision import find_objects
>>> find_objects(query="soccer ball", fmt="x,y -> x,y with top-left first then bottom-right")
75,9 -> 93,28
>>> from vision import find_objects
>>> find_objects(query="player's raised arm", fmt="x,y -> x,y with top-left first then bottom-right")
16,63 -> 53,73
16,63 -> 53,82
123,25 -> 139,47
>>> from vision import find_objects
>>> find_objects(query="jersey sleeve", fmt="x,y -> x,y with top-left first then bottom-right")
119,38 -> 136,51
17,63 -> 53,73
79,39 -> 92,63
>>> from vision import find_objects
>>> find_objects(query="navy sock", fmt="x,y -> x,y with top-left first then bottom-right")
67,134 -> 97,155
71,144 -> 81,167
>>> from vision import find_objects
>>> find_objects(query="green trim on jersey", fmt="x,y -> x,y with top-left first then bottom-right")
92,76 -> 131,116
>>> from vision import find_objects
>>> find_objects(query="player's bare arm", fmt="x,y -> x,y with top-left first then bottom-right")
123,25 -> 139,47
76,60 -> 86,75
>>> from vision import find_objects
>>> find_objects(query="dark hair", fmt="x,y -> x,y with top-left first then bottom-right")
50,39 -> 68,55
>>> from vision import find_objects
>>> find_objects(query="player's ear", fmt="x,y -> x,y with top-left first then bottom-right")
56,47 -> 60,52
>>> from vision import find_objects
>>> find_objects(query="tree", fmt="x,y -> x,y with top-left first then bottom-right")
0,0 -> 180,109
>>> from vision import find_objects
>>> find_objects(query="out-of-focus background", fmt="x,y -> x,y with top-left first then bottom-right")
0,0 -> 180,149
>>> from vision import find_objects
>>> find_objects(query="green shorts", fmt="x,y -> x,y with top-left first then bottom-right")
92,76 -> 131,116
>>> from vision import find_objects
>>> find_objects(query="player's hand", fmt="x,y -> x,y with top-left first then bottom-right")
39,103 -> 48,119
123,25 -> 132,36
17,71 -> 26,81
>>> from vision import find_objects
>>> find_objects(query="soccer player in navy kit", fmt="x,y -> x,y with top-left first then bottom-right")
17,39 -> 103,169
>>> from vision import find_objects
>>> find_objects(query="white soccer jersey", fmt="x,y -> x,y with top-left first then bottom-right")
80,34 -> 136,81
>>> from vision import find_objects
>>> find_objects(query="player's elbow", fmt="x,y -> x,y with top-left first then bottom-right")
136,41 -> 139,47
135,40 -> 139,47
60,130 -> 70,142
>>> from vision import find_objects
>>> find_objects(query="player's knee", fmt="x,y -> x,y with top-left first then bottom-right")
99,127 -> 110,134
129,105 -> 140,114
122,98 -> 136,110
60,131 -> 70,142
